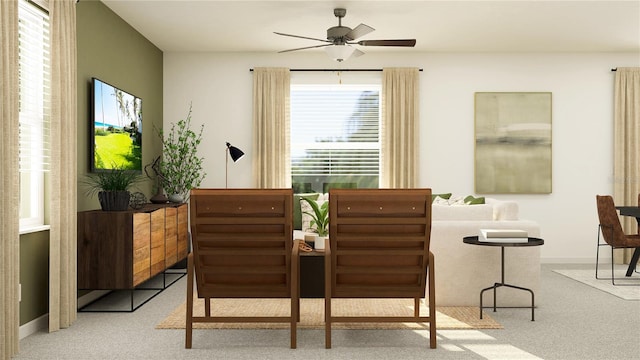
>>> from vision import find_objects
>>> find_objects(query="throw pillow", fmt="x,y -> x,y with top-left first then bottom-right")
294,193 -> 319,230
464,195 -> 485,205
431,193 -> 452,203
433,196 -> 451,205
448,196 -> 466,205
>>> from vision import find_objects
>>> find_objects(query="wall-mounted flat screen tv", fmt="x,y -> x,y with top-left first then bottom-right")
90,77 -> 142,172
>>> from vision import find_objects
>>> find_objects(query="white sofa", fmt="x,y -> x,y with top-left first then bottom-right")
294,193 -> 541,307
431,197 -> 541,307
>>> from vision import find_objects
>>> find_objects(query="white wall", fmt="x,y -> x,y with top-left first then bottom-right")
164,51 -> 639,263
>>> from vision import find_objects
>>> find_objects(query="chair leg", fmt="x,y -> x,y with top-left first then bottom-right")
290,297 -> 297,349
595,244 -> 640,286
596,225 -> 640,285
611,247 -> 616,286
325,297 -> 332,349
204,298 -> 210,317
185,254 -> 194,349
291,247 -> 299,349
325,243 -> 332,349
428,252 -> 437,349
595,226 -> 602,279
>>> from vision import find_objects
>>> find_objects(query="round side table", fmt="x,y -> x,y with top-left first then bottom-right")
463,235 -> 544,321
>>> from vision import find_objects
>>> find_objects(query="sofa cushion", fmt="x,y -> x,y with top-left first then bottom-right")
432,204 -> 494,221
485,198 -> 519,220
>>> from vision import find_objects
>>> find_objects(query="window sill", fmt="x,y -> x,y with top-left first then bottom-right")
20,225 -> 51,235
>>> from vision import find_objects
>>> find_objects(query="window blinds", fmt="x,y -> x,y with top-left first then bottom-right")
290,84 -> 380,177
18,0 -> 50,173
18,0 -> 50,229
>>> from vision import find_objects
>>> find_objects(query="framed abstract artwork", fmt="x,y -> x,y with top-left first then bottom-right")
474,92 -> 552,194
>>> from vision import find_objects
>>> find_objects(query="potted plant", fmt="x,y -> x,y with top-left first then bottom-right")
300,196 -> 329,250
156,104 -> 206,202
84,165 -> 143,211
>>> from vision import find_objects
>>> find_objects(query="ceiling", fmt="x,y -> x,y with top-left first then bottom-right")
101,0 -> 640,54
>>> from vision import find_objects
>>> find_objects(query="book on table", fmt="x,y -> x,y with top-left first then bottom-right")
479,229 -> 529,243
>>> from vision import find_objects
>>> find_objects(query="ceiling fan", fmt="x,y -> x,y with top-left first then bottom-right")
274,8 -> 416,62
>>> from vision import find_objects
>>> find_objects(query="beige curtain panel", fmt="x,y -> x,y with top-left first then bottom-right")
0,1 -> 21,358
381,68 -> 420,188
252,67 -> 291,188
49,0 -> 78,332
613,67 -> 640,264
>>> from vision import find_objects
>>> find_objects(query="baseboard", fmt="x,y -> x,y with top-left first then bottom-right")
20,314 -> 48,339
77,290 -> 111,309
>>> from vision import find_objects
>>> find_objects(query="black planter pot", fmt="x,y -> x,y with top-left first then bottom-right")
98,191 -> 131,211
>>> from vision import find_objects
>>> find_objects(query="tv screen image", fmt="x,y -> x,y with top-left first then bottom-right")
91,77 -> 142,172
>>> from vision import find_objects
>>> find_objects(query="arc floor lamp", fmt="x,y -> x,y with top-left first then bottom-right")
225,142 -> 245,188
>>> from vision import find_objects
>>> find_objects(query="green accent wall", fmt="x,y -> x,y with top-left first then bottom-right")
19,231 -> 49,326
19,0 -> 163,326
77,0 -> 163,212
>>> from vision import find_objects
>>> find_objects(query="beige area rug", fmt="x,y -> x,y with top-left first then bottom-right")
553,268 -> 640,300
156,298 -> 502,330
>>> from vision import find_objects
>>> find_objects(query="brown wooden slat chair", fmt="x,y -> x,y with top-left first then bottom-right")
325,188 -> 436,349
186,189 -> 300,349
595,195 -> 640,285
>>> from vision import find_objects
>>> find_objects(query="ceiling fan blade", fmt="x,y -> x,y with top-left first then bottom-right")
274,32 -> 331,43
278,43 -> 333,53
345,23 -> 375,40
352,48 -> 365,58
356,39 -> 417,47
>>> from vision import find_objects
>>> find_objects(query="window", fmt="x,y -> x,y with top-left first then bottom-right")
18,0 -> 50,232
290,84 -> 380,193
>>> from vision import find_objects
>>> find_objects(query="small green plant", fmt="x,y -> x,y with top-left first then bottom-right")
301,196 -> 329,237
156,103 -> 206,200
83,165 -> 143,197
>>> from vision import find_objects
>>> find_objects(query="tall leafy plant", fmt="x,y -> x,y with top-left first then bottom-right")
300,196 -> 329,237
157,104 -> 206,200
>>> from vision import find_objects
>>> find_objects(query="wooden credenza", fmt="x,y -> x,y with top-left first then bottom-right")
77,203 -> 188,290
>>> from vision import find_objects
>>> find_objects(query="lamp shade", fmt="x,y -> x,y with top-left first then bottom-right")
325,45 -> 356,62
226,142 -> 244,162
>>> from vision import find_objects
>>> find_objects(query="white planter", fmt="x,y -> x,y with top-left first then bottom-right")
168,193 -> 184,203
314,235 -> 327,250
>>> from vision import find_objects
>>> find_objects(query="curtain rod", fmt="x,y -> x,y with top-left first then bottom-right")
250,68 -> 423,72
611,68 -> 617,71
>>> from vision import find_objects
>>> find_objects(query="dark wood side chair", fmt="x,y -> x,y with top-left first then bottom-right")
595,195 -> 640,285
325,188 -> 436,349
186,189 -> 300,348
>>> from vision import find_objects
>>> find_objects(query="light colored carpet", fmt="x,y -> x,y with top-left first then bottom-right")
156,298 -> 502,330
553,268 -> 640,300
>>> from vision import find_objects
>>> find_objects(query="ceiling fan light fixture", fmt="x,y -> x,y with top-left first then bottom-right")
275,8 -> 416,58
325,45 -> 356,62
